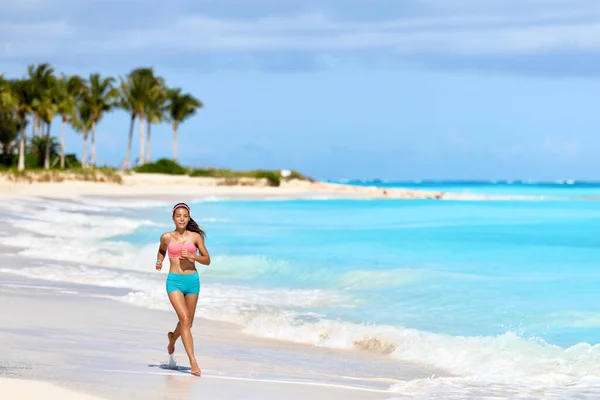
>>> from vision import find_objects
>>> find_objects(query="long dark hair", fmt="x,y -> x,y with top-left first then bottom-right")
173,202 -> 206,238
187,217 -> 206,238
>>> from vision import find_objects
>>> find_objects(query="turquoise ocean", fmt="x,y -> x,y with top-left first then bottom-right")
2,180 -> 600,397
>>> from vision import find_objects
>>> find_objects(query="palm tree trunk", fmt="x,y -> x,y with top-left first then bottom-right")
82,128 -> 88,168
8,140 -> 16,155
138,113 -> 145,166
35,115 -> 41,138
122,114 -> 135,170
17,120 -> 26,171
60,117 -> 66,169
91,121 -> 96,168
145,118 -> 151,164
31,115 -> 36,139
173,121 -> 178,162
44,121 -> 52,169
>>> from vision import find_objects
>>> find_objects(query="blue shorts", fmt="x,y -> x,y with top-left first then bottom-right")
166,272 -> 200,296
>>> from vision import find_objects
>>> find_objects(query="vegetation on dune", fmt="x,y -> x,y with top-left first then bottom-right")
189,168 -> 282,186
133,158 -> 187,175
134,159 -> 313,187
187,167 -> 312,181
1,166 -> 123,184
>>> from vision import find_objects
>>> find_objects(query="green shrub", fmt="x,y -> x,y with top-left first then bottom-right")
63,154 -> 82,168
188,168 -> 214,177
24,152 -> 39,168
189,167 -> 287,186
253,170 -> 281,187
188,168 -> 237,178
286,170 -> 314,182
131,160 -> 306,186
133,158 -> 187,175
2,152 -> 81,169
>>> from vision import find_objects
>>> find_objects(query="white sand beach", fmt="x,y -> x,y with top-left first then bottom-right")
0,378 -> 108,400
0,172 -> 472,200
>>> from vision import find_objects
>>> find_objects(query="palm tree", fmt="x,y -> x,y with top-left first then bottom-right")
145,76 -> 167,164
30,136 -> 59,168
118,67 -> 154,169
0,112 -> 20,158
0,76 -> 17,156
118,75 -> 137,171
33,82 -> 59,169
166,89 -> 203,163
0,74 -> 11,108
71,101 -> 93,168
10,79 -> 35,171
131,68 -> 155,166
28,64 -> 57,169
84,73 -> 118,168
56,74 -> 85,168
0,78 -> 20,159
28,63 -> 55,139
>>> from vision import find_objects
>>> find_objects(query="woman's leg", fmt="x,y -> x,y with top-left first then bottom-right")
168,291 -> 200,375
168,294 -> 199,354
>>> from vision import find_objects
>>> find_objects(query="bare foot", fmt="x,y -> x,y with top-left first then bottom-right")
190,360 -> 201,376
167,332 -> 175,355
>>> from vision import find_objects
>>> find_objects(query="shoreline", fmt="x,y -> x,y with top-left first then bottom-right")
0,172 -> 539,201
0,194 -> 444,399
0,271 -> 441,400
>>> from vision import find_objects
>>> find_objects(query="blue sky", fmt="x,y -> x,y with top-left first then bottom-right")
2,0 -> 600,180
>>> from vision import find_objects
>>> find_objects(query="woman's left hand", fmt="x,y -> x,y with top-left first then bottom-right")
180,249 -> 196,263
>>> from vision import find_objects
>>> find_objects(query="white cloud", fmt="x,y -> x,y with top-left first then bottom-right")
28,14 -> 600,54
97,12 -> 600,56
1,0 -> 600,73
0,20 -> 71,38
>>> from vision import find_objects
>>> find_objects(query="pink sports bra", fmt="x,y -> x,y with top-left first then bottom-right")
167,239 -> 197,259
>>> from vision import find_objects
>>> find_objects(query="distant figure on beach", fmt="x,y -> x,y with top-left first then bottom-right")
155,202 -> 211,376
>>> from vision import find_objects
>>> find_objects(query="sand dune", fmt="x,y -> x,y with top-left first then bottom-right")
0,172 -> 492,200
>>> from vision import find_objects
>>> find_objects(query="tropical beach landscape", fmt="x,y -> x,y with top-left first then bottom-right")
3,1 -> 600,400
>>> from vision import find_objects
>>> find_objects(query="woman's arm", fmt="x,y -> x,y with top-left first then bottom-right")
182,233 -> 211,266
155,233 -> 169,271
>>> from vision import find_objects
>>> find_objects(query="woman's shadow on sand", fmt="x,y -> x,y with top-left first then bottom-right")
148,355 -> 192,375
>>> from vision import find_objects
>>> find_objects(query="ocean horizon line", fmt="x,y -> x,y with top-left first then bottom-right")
329,179 -> 599,185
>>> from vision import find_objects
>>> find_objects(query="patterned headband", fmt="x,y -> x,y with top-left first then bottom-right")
172,203 -> 190,214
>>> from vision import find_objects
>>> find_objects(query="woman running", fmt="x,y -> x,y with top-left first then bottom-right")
155,202 -> 211,376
